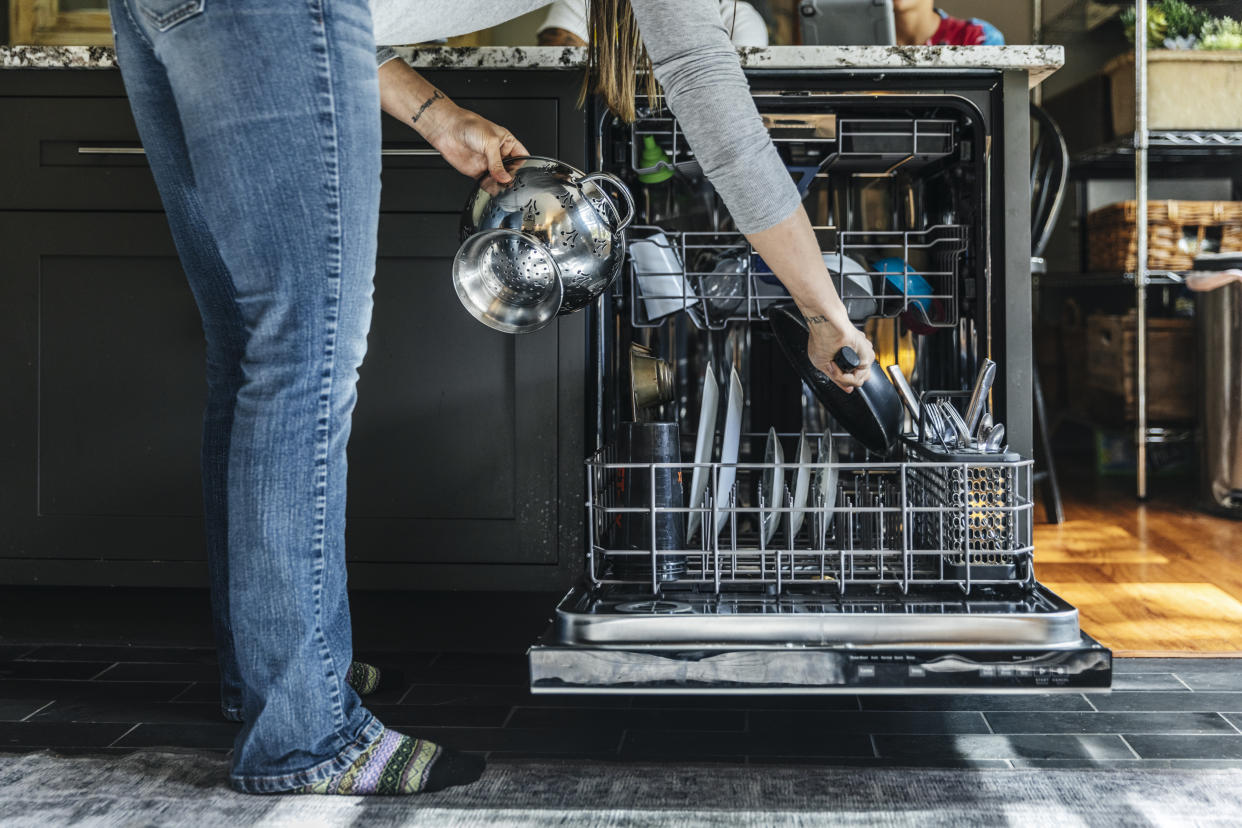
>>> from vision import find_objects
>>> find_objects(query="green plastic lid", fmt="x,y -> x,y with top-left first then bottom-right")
637,135 -> 673,184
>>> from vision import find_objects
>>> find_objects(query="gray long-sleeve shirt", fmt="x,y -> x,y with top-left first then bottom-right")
373,0 -> 800,233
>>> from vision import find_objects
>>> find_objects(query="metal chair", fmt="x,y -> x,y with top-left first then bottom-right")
1030,103 -> 1068,524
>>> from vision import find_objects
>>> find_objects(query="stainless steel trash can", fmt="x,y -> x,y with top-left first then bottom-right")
1192,254 -> 1242,518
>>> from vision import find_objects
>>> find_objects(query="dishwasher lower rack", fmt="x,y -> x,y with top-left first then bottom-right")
586,434 -> 1035,595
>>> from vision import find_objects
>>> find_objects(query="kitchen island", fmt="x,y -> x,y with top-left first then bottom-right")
2,43 -> 1062,83
0,45 -> 1062,590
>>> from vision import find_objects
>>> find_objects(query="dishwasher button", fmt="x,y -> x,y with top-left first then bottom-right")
908,665 -> 926,678
856,665 -> 876,679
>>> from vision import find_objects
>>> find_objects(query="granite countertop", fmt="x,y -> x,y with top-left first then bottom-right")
1,45 -> 1062,86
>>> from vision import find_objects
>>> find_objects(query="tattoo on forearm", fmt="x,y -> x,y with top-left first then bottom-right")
804,315 -> 830,324
410,90 -> 444,125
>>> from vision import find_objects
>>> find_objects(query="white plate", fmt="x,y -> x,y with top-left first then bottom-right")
813,430 -> 838,545
760,427 -> 785,545
685,365 -> 719,543
788,430 -> 812,540
713,368 -> 744,537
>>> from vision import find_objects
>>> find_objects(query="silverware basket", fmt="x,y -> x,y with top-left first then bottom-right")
586,433 -> 1035,595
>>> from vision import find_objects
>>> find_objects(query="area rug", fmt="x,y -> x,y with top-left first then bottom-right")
2,750 -> 1240,826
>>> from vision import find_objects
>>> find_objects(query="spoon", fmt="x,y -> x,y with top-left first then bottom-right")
976,411 -> 993,442
983,422 -> 1006,452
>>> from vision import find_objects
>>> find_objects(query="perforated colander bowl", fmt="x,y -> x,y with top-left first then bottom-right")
452,228 -> 563,334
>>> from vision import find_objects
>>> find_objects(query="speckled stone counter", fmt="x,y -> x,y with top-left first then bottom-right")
1,44 -> 1063,85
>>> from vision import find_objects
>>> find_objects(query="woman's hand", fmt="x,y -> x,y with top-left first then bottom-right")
802,309 -> 875,394
379,59 -> 528,183
422,103 -> 529,184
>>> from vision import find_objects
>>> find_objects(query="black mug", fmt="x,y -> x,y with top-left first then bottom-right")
611,421 -> 686,581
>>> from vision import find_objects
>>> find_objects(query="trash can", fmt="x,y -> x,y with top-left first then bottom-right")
1190,254 -> 1242,518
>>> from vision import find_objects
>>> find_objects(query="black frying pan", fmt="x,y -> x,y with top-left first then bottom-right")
768,303 -> 902,455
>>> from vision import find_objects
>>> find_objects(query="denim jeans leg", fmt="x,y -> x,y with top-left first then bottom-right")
110,0 -> 384,791
108,0 -> 247,722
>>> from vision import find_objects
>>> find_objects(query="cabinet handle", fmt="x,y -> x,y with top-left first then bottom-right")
78,146 -> 145,155
77,146 -> 440,157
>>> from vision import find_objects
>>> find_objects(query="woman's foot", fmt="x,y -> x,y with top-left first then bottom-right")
299,728 -> 485,795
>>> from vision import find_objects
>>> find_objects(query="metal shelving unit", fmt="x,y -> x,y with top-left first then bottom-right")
1040,2 -> 1242,498
1036,270 -> 1184,288
1133,0 -> 1152,499
1073,130 -> 1242,174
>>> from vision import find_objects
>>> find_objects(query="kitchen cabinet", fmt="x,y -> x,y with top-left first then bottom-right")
0,69 -> 587,589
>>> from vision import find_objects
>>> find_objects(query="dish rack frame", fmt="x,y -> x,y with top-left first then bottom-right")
586,433 -> 1035,596
624,224 -> 968,330
630,106 -> 959,178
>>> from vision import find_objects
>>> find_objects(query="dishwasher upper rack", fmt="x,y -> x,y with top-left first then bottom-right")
631,107 -> 959,178
586,433 -> 1035,596
625,224 -> 967,330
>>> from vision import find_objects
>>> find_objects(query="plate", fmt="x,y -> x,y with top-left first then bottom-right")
788,431 -> 812,540
685,365 -> 719,542
813,430 -> 839,545
760,427 -> 785,545
713,368 -> 744,537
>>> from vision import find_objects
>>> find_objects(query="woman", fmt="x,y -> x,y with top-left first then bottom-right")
109,0 -> 872,797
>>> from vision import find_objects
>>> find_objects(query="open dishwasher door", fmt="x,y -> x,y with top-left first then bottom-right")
529,437 -> 1112,694
529,584 -> 1111,694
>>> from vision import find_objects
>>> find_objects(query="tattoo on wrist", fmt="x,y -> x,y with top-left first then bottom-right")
804,315 -> 830,324
410,90 -> 444,125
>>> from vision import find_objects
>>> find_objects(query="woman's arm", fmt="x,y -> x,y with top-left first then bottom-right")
747,210 -> 874,393
628,0 -> 873,391
379,58 -> 528,183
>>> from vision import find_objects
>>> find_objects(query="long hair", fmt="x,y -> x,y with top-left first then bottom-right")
582,0 -> 659,122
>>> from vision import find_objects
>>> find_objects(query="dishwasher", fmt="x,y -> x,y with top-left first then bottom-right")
527,80 -> 1112,694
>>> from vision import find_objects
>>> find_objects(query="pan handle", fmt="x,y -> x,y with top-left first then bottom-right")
833,346 -> 860,373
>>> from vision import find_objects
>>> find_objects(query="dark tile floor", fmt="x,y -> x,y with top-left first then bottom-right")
2,646 -> 1241,768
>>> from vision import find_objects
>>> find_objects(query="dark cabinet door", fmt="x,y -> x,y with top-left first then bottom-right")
0,68 -> 588,590
0,210 -> 582,589
0,70 -> 568,213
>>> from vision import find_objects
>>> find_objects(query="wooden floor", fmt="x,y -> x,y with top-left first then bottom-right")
1034,468 -> 1242,657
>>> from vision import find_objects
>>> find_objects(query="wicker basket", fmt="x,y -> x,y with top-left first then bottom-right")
1084,312 -> 1195,423
1087,200 -> 1242,272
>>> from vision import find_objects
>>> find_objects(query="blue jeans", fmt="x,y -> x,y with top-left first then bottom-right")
109,0 -> 384,792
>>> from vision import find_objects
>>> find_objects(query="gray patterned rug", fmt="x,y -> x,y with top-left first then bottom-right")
2,750 -> 1241,826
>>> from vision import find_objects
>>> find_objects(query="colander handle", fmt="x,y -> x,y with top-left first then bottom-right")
581,171 -> 636,231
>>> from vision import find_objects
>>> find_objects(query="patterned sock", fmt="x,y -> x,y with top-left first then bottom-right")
299,729 -> 485,795
345,661 -> 382,696
222,661 -> 383,723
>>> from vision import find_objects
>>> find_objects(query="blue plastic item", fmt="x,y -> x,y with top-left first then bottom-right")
873,257 -> 932,313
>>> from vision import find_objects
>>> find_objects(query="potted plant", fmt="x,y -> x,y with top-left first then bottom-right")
1104,1 -> 1242,134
